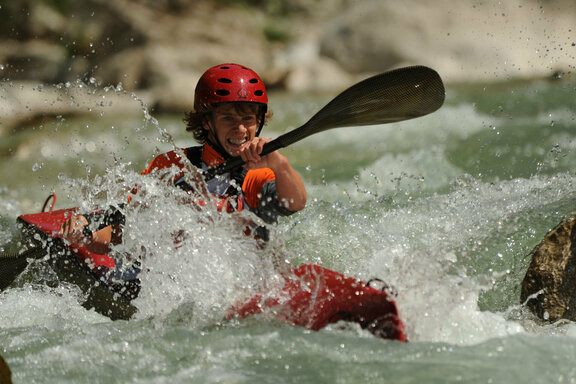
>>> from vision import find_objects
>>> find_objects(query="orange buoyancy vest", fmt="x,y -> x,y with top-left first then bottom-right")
141,143 -> 291,224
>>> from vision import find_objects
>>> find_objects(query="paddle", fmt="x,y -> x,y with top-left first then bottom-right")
203,65 -> 445,180
0,247 -> 47,291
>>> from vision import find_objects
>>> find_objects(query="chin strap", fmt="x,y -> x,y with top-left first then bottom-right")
204,118 -> 232,161
208,138 -> 231,162
256,106 -> 267,136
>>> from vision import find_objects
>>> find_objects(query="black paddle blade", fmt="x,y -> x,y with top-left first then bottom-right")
0,256 -> 28,291
204,65 -> 445,179
0,247 -> 46,291
283,65 -> 445,145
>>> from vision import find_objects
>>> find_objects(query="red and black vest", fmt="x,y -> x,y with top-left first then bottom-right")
141,143 -> 295,226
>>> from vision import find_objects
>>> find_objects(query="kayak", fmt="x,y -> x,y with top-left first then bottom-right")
17,207 -> 140,320
12,203 -> 406,341
229,264 -> 406,341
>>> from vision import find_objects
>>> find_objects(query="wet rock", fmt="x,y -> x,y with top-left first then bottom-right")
270,29 -> 354,92
281,58 -> 354,93
521,217 -> 576,321
90,0 -> 272,111
0,40 -> 68,83
320,0 -> 576,82
0,355 -> 12,384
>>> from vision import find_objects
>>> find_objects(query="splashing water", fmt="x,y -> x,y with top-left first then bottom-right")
2,78 -> 576,382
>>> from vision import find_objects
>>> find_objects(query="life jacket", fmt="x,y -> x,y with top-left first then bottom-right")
140,144 -> 280,240
173,146 -> 247,213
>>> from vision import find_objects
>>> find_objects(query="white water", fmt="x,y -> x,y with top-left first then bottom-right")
2,80 -> 576,382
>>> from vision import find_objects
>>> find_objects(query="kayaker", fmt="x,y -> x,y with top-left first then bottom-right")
60,63 -> 307,251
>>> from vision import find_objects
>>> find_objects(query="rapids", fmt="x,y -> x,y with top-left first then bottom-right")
1,78 -> 576,383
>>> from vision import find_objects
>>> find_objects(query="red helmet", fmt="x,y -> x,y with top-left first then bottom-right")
194,63 -> 268,111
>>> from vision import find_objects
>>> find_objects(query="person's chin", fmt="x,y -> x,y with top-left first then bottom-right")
225,143 -> 247,157
225,147 -> 241,157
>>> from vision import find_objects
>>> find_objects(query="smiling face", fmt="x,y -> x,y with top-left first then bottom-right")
204,103 -> 260,157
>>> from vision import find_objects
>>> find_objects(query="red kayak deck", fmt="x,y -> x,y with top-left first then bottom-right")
19,208 -> 116,271
18,208 -> 406,341
230,264 -> 406,341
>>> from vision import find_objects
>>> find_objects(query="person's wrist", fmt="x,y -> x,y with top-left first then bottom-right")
267,152 -> 289,172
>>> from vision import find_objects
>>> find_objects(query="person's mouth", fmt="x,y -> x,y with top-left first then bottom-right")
227,138 -> 248,147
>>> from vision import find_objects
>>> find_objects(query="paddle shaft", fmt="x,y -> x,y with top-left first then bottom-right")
203,130 -> 293,179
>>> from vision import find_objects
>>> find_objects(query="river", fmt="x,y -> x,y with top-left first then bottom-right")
1,77 -> 576,383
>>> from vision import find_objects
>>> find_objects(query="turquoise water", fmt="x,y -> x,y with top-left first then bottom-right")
1,77 -> 576,383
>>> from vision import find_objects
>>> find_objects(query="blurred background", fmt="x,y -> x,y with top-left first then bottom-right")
1,0 -> 575,133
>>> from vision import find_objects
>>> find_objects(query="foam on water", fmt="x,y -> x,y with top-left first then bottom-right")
2,78 -> 576,382
285,150 -> 576,344
0,285 -> 107,330
46,159 -> 283,328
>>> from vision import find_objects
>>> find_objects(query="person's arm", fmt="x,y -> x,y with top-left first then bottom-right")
240,137 -> 306,212
265,153 -> 307,211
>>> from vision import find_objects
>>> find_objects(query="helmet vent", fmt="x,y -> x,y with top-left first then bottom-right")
249,78 -> 259,84
254,90 -> 264,96
215,90 -> 230,96
217,78 -> 232,83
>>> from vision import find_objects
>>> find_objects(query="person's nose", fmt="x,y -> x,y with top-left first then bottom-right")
236,119 -> 248,132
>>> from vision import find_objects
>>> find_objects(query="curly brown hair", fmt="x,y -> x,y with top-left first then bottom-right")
183,103 -> 273,144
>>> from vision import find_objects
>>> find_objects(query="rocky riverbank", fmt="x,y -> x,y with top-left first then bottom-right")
1,0 -> 575,134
